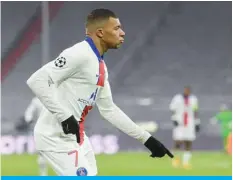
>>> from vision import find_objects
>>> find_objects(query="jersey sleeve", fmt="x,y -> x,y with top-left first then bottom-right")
44,49 -> 83,84
169,95 -> 178,111
193,96 -> 199,111
96,81 -> 151,143
26,48 -> 85,122
24,98 -> 37,123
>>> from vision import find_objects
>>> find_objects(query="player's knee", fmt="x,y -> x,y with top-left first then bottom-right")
174,141 -> 182,149
175,143 -> 180,149
184,141 -> 192,151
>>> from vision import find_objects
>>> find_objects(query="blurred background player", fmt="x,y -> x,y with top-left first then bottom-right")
24,97 -> 48,176
169,86 -> 200,169
210,104 -> 232,154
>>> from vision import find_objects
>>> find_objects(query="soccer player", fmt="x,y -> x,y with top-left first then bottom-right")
24,97 -> 48,176
26,9 -> 173,176
211,104 -> 232,153
169,86 -> 199,169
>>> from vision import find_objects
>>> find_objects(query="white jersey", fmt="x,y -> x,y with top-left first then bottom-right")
24,97 -> 44,123
26,37 -> 151,152
169,94 -> 198,128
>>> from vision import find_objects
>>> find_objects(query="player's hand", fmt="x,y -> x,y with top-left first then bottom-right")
173,121 -> 179,127
61,115 -> 80,143
195,124 -> 200,133
144,136 -> 174,158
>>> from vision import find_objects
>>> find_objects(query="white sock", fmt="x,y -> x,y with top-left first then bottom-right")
38,155 -> 48,176
182,151 -> 192,164
39,163 -> 48,176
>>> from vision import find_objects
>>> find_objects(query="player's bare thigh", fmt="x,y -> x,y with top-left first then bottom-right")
174,140 -> 183,149
183,140 -> 192,151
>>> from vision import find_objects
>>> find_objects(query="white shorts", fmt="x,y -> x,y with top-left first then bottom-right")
173,126 -> 196,141
39,135 -> 97,176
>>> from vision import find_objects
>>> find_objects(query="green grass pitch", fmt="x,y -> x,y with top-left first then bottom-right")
1,152 -> 232,176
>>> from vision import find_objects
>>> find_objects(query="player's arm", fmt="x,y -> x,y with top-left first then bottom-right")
96,81 -> 173,158
27,51 -> 77,121
169,95 -> 179,126
24,98 -> 37,123
193,97 -> 200,132
26,50 -> 85,142
169,96 -> 176,113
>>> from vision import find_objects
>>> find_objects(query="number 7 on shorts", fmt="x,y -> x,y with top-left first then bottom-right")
68,150 -> 78,167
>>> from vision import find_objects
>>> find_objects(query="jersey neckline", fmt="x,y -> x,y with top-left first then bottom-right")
85,36 -> 104,61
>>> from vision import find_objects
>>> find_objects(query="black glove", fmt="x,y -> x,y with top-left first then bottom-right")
61,115 -> 80,143
144,136 -> 174,158
173,120 -> 179,127
195,124 -> 200,133
15,116 -> 30,131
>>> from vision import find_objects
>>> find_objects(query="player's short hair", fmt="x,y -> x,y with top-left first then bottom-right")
86,8 -> 117,28
184,86 -> 191,91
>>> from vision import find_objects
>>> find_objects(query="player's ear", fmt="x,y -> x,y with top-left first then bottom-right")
96,28 -> 104,38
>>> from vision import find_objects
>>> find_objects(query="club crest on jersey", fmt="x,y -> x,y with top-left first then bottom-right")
54,56 -> 66,68
76,167 -> 88,176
